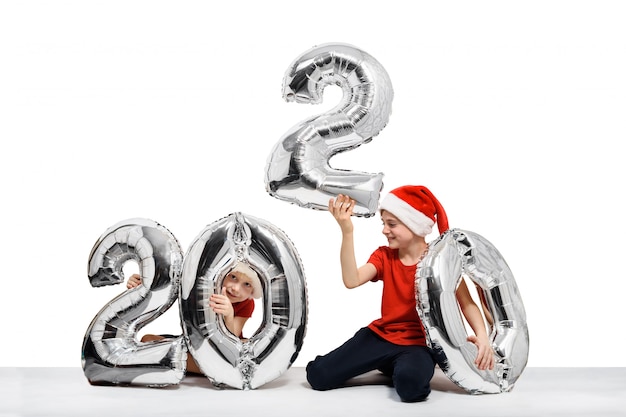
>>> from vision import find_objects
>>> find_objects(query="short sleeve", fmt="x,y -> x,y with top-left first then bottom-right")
367,246 -> 387,282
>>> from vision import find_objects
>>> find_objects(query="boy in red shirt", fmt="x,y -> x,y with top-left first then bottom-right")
306,185 -> 494,402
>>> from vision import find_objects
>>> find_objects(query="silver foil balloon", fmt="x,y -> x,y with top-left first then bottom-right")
82,218 -> 186,387
417,229 -> 529,394
265,43 -> 394,217
180,212 -> 307,389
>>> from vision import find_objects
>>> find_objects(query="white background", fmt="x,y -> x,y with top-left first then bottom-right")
1,1 -> 624,368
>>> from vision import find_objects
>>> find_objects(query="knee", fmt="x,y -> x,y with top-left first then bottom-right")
396,385 -> 431,403
306,359 -> 334,391
393,368 -> 431,402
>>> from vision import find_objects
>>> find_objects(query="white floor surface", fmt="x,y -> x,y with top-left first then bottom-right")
1,367 -> 625,417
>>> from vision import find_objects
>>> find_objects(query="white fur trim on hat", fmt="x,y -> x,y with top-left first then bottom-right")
231,263 -> 262,299
380,193 -> 434,237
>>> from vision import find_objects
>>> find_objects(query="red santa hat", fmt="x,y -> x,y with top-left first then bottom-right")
379,185 -> 449,237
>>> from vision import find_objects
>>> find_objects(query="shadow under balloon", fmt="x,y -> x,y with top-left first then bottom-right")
429,368 -> 467,394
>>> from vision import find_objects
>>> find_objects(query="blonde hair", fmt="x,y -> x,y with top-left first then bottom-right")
230,263 -> 262,299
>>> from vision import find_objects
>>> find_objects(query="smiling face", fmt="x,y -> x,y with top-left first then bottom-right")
381,210 -> 417,250
222,271 -> 256,303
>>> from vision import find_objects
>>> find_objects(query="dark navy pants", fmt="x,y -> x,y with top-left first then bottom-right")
306,327 -> 436,402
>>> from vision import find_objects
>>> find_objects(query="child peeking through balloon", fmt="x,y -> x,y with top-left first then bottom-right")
126,262 -> 262,375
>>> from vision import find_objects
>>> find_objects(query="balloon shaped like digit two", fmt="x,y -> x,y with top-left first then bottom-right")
180,212 -> 307,390
265,42 -> 393,217
417,229 -> 529,394
82,218 -> 186,387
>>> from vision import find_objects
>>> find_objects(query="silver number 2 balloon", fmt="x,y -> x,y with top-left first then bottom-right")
417,229 -> 529,394
265,43 -> 394,217
82,218 -> 186,387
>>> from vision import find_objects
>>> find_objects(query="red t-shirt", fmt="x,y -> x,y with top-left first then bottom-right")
233,298 -> 254,318
233,298 -> 255,338
366,246 -> 427,346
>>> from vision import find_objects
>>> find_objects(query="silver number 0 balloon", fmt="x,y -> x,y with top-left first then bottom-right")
180,212 -> 308,390
417,229 -> 529,394
82,218 -> 186,387
265,43 -> 394,217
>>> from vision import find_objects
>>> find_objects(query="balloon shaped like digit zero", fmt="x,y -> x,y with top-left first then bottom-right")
82,218 -> 186,387
265,42 -> 393,217
180,212 -> 308,389
417,229 -> 529,394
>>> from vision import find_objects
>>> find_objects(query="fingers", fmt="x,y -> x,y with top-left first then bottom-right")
328,197 -> 335,212
210,293 -> 233,318
209,295 -> 223,312
210,301 -> 224,314
126,274 -> 142,289
483,355 -> 494,370
328,194 -> 355,216
212,290 -> 229,300
210,292 -> 232,309
467,335 -> 495,371
210,293 -> 226,304
476,352 -> 490,370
